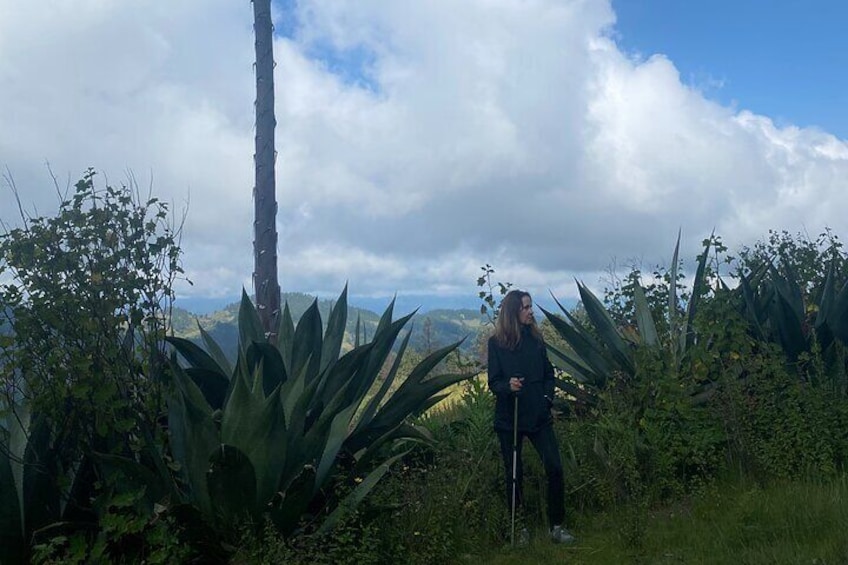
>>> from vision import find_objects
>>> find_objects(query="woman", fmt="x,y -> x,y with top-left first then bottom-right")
487,290 -> 575,544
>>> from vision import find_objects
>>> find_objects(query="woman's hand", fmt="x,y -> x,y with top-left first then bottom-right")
509,376 -> 524,392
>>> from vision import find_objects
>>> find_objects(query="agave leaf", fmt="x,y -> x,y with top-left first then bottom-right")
546,342 -> 602,385
684,236 -> 712,351
320,286 -> 348,375
313,404 -> 357,496
738,275 -> 767,340
355,371 -> 469,454
166,336 -> 228,378
354,425 -> 433,468
199,324 -> 234,377
246,341 -> 288,397
827,279 -> 848,346
816,260 -> 837,330
221,364 -> 288,509
7,404 -> 30,533
0,437 -> 23,565
168,365 -> 218,516
239,288 -> 266,349
385,341 -> 462,402
206,445 -> 257,523
317,450 -> 409,535
185,368 -> 230,411
770,264 -> 804,323
374,296 -> 397,337
353,329 -> 413,437
632,282 -> 658,347
21,414 -> 61,536
0,405 -> 28,563
669,229 -> 681,349
352,311 -> 417,407
553,377 -> 597,406
769,285 -> 807,360
270,464 -> 317,535
540,305 -> 615,383
281,361 -> 310,430
354,315 -> 362,348
313,345 -> 375,425
291,300 -> 323,384
276,302 -> 295,370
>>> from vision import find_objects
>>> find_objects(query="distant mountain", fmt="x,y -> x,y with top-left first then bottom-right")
171,292 -> 488,362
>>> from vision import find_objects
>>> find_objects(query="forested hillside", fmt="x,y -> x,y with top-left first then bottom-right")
171,292 -> 487,360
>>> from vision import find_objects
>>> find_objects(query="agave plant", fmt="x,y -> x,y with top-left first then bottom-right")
164,287 -> 469,535
541,233 -> 712,403
736,257 -> 848,391
0,403 -> 82,564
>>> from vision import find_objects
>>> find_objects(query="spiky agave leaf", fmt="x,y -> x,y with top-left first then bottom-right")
220,363 -> 287,511
632,282 -> 658,347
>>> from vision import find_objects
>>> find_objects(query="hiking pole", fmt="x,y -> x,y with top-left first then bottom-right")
510,389 -> 519,547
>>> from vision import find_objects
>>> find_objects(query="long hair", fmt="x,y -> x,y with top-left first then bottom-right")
494,289 -> 543,350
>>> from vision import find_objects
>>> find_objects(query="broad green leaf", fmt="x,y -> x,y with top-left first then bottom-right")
185,368 -> 229,410
314,404 -> 357,495
352,329 -> 413,436
276,301 -> 295,370
21,415 -> 61,535
685,237 -> 712,352
239,288 -> 265,349
282,361 -> 310,430
166,336 -> 228,378
168,366 -> 218,516
827,279 -> 848,345
546,342 -> 602,385
669,229 -> 681,346
553,377 -> 597,406
246,341 -> 288,397
291,300 -> 323,383
221,367 -> 287,508
354,315 -> 362,348
632,282 -> 658,347
320,285 -> 348,375
199,323 -> 233,377
0,447 -> 23,564
270,465 -> 316,535
0,412 -> 23,564
816,260 -> 837,330
541,305 -> 614,383
206,445 -> 257,523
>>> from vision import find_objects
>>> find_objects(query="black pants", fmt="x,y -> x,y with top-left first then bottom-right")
497,424 -> 565,527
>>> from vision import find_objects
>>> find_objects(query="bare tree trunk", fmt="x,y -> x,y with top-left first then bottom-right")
252,0 -> 280,339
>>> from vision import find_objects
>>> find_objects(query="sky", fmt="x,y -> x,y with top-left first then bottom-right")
1,0 -> 847,314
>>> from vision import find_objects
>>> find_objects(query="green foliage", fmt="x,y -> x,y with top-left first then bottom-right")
0,169 -> 184,563
542,233 -> 713,411
476,263 -> 512,325
31,488 -> 192,565
734,243 -> 848,394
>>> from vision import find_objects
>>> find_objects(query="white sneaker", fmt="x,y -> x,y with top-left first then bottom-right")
550,524 -> 576,544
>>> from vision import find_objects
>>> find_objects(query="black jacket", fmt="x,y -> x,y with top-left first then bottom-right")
487,326 -> 556,433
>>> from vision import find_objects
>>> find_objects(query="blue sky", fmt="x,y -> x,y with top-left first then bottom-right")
612,0 -> 848,137
3,0 -> 848,314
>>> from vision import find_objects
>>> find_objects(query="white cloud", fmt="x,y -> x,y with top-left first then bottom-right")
2,0 -> 847,309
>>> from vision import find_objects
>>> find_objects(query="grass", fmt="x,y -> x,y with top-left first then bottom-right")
458,476 -> 848,564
